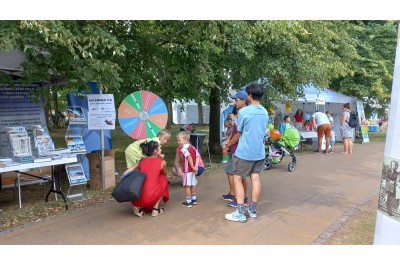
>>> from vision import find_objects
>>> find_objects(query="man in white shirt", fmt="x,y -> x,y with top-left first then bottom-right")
311,110 -> 332,154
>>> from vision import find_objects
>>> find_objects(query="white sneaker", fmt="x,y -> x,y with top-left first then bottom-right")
225,209 -> 247,223
246,208 -> 257,219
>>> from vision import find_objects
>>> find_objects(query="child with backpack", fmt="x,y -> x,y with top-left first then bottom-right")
172,131 -> 203,208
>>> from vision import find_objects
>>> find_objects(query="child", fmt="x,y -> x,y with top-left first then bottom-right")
172,131 -> 200,208
186,123 -> 195,133
124,129 -> 171,170
279,115 -> 291,134
304,119 -> 313,131
326,111 -> 334,127
224,113 -> 235,137
329,130 -> 336,153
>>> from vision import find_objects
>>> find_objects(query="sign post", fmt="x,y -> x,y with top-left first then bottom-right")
87,92 -> 116,192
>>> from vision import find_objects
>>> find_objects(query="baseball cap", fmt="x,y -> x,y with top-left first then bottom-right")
231,90 -> 247,100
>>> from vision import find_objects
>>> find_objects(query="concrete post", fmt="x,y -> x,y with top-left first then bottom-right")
373,25 -> 400,244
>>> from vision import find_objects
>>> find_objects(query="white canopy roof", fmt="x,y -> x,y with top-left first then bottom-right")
297,84 -> 358,104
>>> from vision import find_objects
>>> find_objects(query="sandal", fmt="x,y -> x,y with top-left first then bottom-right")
151,207 -> 164,217
132,206 -> 145,217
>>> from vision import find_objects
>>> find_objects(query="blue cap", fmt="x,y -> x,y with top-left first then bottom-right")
231,90 -> 247,100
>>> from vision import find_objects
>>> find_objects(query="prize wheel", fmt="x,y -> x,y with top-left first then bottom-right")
118,91 -> 168,140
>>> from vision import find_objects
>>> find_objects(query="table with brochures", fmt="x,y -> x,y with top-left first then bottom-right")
0,156 -> 78,210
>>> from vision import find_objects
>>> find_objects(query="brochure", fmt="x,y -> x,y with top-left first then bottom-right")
65,136 -> 86,152
66,106 -> 86,123
65,163 -> 87,184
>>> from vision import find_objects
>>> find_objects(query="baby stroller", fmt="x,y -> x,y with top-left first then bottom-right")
264,124 -> 300,172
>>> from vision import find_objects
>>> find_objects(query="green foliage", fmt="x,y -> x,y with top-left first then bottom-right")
1,20 -> 397,153
330,21 -> 398,114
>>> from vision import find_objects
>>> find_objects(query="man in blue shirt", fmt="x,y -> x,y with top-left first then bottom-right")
225,83 -> 269,223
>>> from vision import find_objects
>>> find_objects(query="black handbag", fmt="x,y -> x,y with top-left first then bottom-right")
111,170 -> 147,202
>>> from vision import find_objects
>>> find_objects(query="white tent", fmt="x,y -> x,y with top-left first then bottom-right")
220,84 -> 360,142
172,100 -> 211,125
0,50 -> 25,77
172,90 -> 235,125
273,84 -> 360,141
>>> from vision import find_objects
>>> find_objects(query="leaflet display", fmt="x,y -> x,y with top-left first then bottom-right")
65,163 -> 90,202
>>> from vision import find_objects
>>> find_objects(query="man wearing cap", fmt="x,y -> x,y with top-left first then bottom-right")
225,83 -> 269,223
222,90 -> 249,207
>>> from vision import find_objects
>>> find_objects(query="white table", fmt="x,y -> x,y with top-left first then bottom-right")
299,131 -> 332,151
0,156 -> 78,209
299,130 -> 317,139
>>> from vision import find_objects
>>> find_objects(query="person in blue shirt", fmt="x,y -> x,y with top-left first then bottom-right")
224,83 -> 269,223
279,115 -> 291,134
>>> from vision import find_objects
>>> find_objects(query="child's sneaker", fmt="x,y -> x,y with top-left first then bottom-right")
225,209 -> 247,223
228,197 -> 249,207
221,192 -> 235,201
245,208 -> 257,219
182,201 -> 193,208
191,199 -> 198,205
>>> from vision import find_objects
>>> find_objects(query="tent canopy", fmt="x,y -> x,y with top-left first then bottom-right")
297,84 -> 357,104
0,50 -> 25,77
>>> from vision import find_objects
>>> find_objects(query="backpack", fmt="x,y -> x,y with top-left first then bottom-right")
347,111 -> 359,128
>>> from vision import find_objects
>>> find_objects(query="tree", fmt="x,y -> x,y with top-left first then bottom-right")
330,21 -> 398,117
0,20 -> 126,129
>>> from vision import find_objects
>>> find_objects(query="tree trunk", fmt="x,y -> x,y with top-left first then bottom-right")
44,96 -> 53,131
166,100 -> 173,129
208,86 -> 222,154
196,95 -> 204,126
52,89 -> 59,129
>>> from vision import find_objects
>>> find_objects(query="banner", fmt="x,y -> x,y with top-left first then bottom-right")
67,82 -> 113,179
87,94 -> 116,130
355,99 -> 370,143
315,97 -> 326,105
0,83 -> 46,156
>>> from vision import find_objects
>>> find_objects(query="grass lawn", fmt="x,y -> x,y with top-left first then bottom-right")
50,124 -> 218,176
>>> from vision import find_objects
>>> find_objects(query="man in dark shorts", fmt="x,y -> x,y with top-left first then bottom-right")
224,83 -> 269,223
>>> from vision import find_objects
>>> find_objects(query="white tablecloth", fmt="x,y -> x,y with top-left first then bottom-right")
299,131 -> 317,139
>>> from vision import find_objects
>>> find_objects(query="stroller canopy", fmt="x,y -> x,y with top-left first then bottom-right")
279,124 -> 300,149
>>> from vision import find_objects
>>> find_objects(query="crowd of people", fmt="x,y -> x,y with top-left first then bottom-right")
121,84 -> 268,223
120,84 -> 370,223
287,103 -> 358,155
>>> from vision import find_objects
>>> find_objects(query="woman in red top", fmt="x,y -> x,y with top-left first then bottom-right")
124,140 -> 169,217
293,109 -> 304,130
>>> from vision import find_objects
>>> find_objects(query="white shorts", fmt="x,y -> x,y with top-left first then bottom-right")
182,172 -> 197,187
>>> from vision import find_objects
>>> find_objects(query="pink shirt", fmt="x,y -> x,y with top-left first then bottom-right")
196,149 -> 204,168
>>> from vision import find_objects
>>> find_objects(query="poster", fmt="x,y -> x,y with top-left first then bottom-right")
0,83 -> 46,156
87,94 -> 116,130
377,156 -> 400,220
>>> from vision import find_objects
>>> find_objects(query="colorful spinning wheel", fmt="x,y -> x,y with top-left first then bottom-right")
118,91 -> 168,140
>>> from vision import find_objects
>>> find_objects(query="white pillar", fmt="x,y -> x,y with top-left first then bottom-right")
373,25 -> 400,244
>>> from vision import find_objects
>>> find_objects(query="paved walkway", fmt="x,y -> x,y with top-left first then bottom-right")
0,142 -> 384,245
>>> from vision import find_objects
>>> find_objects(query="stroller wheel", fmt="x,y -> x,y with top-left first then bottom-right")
288,161 -> 296,172
265,157 -> 272,170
